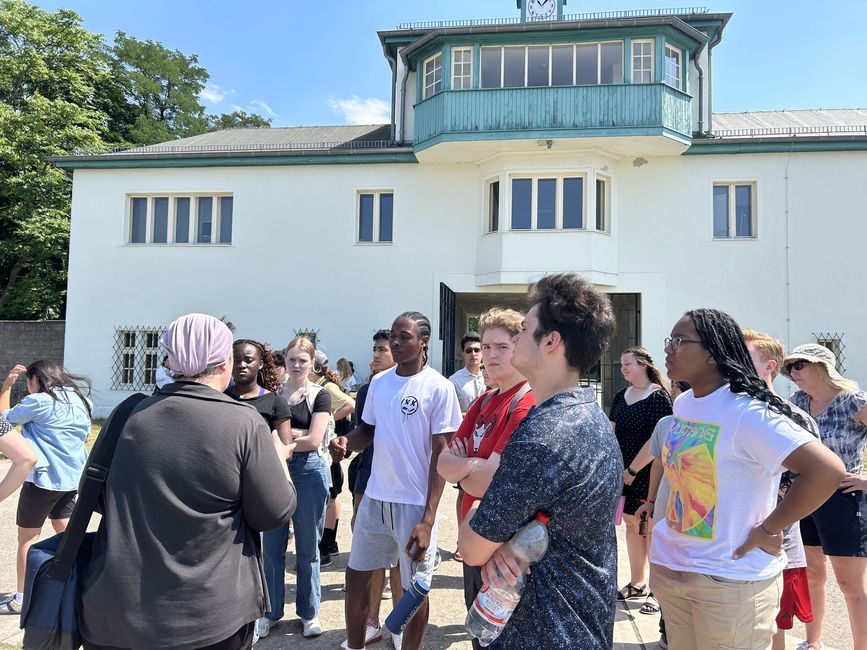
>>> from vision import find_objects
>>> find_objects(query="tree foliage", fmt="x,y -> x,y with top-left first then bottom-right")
0,0 -> 270,319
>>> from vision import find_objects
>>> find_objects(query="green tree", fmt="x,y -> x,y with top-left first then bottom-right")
0,0 -> 108,318
208,110 -> 272,130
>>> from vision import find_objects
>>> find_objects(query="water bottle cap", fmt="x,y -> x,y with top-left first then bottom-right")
414,578 -> 431,595
535,512 -> 550,525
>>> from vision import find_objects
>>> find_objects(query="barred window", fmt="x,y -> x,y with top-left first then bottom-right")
112,326 -> 165,390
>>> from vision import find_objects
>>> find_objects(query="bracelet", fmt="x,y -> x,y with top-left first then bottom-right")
760,521 -> 781,537
626,466 -> 638,477
641,498 -> 655,504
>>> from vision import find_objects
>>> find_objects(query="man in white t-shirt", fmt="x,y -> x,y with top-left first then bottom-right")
331,311 -> 461,650
448,332 -> 485,414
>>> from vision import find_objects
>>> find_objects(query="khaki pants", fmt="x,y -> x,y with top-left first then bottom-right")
650,563 -> 781,649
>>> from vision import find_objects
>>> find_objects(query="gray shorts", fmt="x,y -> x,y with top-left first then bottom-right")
348,495 -> 438,589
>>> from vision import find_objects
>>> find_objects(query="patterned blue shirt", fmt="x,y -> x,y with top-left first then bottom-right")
791,389 -> 867,473
470,387 -> 623,650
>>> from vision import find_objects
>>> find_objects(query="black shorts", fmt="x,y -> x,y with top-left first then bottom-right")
16,483 -> 77,528
800,489 -> 867,557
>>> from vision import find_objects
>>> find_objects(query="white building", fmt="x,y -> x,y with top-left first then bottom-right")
54,3 -> 867,415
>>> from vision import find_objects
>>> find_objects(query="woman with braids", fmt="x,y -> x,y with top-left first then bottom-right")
648,309 -> 844,650
0,361 -> 91,614
261,336 -> 331,639
609,347 -> 672,604
226,339 -> 293,446
783,343 -> 867,650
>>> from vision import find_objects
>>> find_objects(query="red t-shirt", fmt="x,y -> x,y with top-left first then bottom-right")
451,381 -> 535,521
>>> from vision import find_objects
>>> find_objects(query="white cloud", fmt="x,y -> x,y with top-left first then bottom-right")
200,83 -> 230,104
329,96 -> 390,124
248,99 -> 278,118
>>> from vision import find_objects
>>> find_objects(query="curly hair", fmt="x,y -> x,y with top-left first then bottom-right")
233,339 -> 281,393
479,307 -> 524,338
687,309 -> 808,429
528,273 -> 616,375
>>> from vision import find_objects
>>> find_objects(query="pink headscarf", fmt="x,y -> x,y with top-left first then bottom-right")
160,313 -> 233,378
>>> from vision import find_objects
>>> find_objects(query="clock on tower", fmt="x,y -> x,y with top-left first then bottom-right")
520,0 -> 565,22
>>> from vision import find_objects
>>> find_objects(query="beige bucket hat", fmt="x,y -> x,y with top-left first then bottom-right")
782,343 -> 844,381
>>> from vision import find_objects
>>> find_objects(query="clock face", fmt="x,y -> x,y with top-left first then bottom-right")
527,0 -> 557,21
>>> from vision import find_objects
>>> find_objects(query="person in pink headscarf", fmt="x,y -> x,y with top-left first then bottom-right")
79,313 -> 297,650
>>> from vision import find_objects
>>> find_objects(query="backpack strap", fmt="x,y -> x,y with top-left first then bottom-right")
506,383 -> 532,420
48,392 -> 147,579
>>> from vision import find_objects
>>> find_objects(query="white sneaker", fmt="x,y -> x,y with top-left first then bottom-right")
302,616 -> 322,638
0,595 -> 22,615
392,631 -> 403,650
340,619 -> 383,647
255,617 -> 271,640
796,642 -> 824,650
382,581 -> 392,599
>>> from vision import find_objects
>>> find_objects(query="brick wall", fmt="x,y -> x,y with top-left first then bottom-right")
0,321 -> 66,407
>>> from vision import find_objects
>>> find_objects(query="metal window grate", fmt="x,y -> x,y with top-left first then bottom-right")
293,329 -> 319,348
812,332 -> 846,374
111,326 -> 165,390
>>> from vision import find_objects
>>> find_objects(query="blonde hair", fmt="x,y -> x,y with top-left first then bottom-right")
479,307 -> 524,338
816,363 -> 860,393
742,329 -> 785,379
283,336 -> 315,361
336,358 -> 352,381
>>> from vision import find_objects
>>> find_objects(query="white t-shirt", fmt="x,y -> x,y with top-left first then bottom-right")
648,415 -> 675,525
363,365 -> 462,507
650,385 -> 815,581
448,366 -> 485,413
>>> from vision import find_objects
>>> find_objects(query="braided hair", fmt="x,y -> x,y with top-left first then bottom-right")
233,339 -> 281,394
686,309 -> 809,429
396,311 -> 431,365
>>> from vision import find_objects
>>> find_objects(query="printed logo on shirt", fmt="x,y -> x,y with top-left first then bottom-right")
662,417 -> 720,541
471,415 -> 496,453
400,396 -> 419,416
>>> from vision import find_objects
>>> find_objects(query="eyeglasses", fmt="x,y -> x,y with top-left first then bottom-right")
664,336 -> 703,351
784,360 -> 809,374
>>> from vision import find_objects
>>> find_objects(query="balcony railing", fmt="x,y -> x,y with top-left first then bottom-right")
414,84 -> 692,147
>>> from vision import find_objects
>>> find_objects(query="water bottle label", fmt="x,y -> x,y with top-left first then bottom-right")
471,584 -> 520,625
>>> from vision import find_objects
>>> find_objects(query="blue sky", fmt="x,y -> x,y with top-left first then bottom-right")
34,0 -> 867,127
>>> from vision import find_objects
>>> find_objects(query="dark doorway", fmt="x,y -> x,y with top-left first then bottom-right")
439,283 -> 457,377
586,293 -> 641,410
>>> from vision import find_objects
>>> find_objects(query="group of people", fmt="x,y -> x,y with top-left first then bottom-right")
0,272 -> 864,650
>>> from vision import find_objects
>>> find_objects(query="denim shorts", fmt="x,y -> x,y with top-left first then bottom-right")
800,489 -> 867,557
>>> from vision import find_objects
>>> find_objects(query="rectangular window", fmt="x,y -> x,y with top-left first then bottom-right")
562,177 -> 584,228
488,180 -> 500,232
130,197 -> 147,243
152,197 -> 168,243
357,191 -> 394,244
511,178 -> 532,230
112,327 -> 165,390
127,194 -> 231,245
595,177 -> 609,231
536,178 -> 557,229
503,46 -> 526,88
196,197 -> 213,243
480,47 -> 501,88
632,40 -> 654,84
452,47 -> 473,89
423,53 -> 442,99
575,44 -> 598,84
600,42 -> 623,84
664,44 -> 681,88
713,183 -> 756,239
527,46 -> 550,87
505,175 -> 588,231
551,45 -> 574,85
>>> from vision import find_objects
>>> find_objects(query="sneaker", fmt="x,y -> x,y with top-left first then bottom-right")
340,619 -> 383,648
391,632 -> 403,650
0,595 -> 21,615
796,643 -> 824,650
319,553 -> 333,568
255,617 -> 271,640
327,540 -> 339,555
302,617 -> 322,638
382,581 -> 392,600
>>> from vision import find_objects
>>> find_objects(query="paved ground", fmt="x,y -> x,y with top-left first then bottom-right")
0,458 -> 852,649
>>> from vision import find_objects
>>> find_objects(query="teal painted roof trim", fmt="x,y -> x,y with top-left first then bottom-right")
685,138 -> 867,155
52,151 -> 419,170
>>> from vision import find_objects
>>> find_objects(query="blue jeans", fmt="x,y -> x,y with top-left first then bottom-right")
263,451 -> 328,621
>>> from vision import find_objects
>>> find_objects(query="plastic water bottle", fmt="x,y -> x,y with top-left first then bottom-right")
465,512 -> 550,647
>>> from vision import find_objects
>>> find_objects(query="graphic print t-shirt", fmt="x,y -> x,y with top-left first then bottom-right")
650,385 -> 815,580
363,366 -> 462,506
451,382 -> 535,521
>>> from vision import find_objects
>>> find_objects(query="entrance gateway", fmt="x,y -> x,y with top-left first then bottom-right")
439,283 -> 639,410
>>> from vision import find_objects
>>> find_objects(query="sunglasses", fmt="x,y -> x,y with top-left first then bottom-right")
784,360 -> 810,374
464,347 -> 481,354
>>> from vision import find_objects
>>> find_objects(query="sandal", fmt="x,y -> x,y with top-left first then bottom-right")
616,583 -> 649,601
639,593 -> 660,614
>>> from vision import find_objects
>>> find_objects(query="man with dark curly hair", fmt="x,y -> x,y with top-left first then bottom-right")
459,273 -> 623,649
